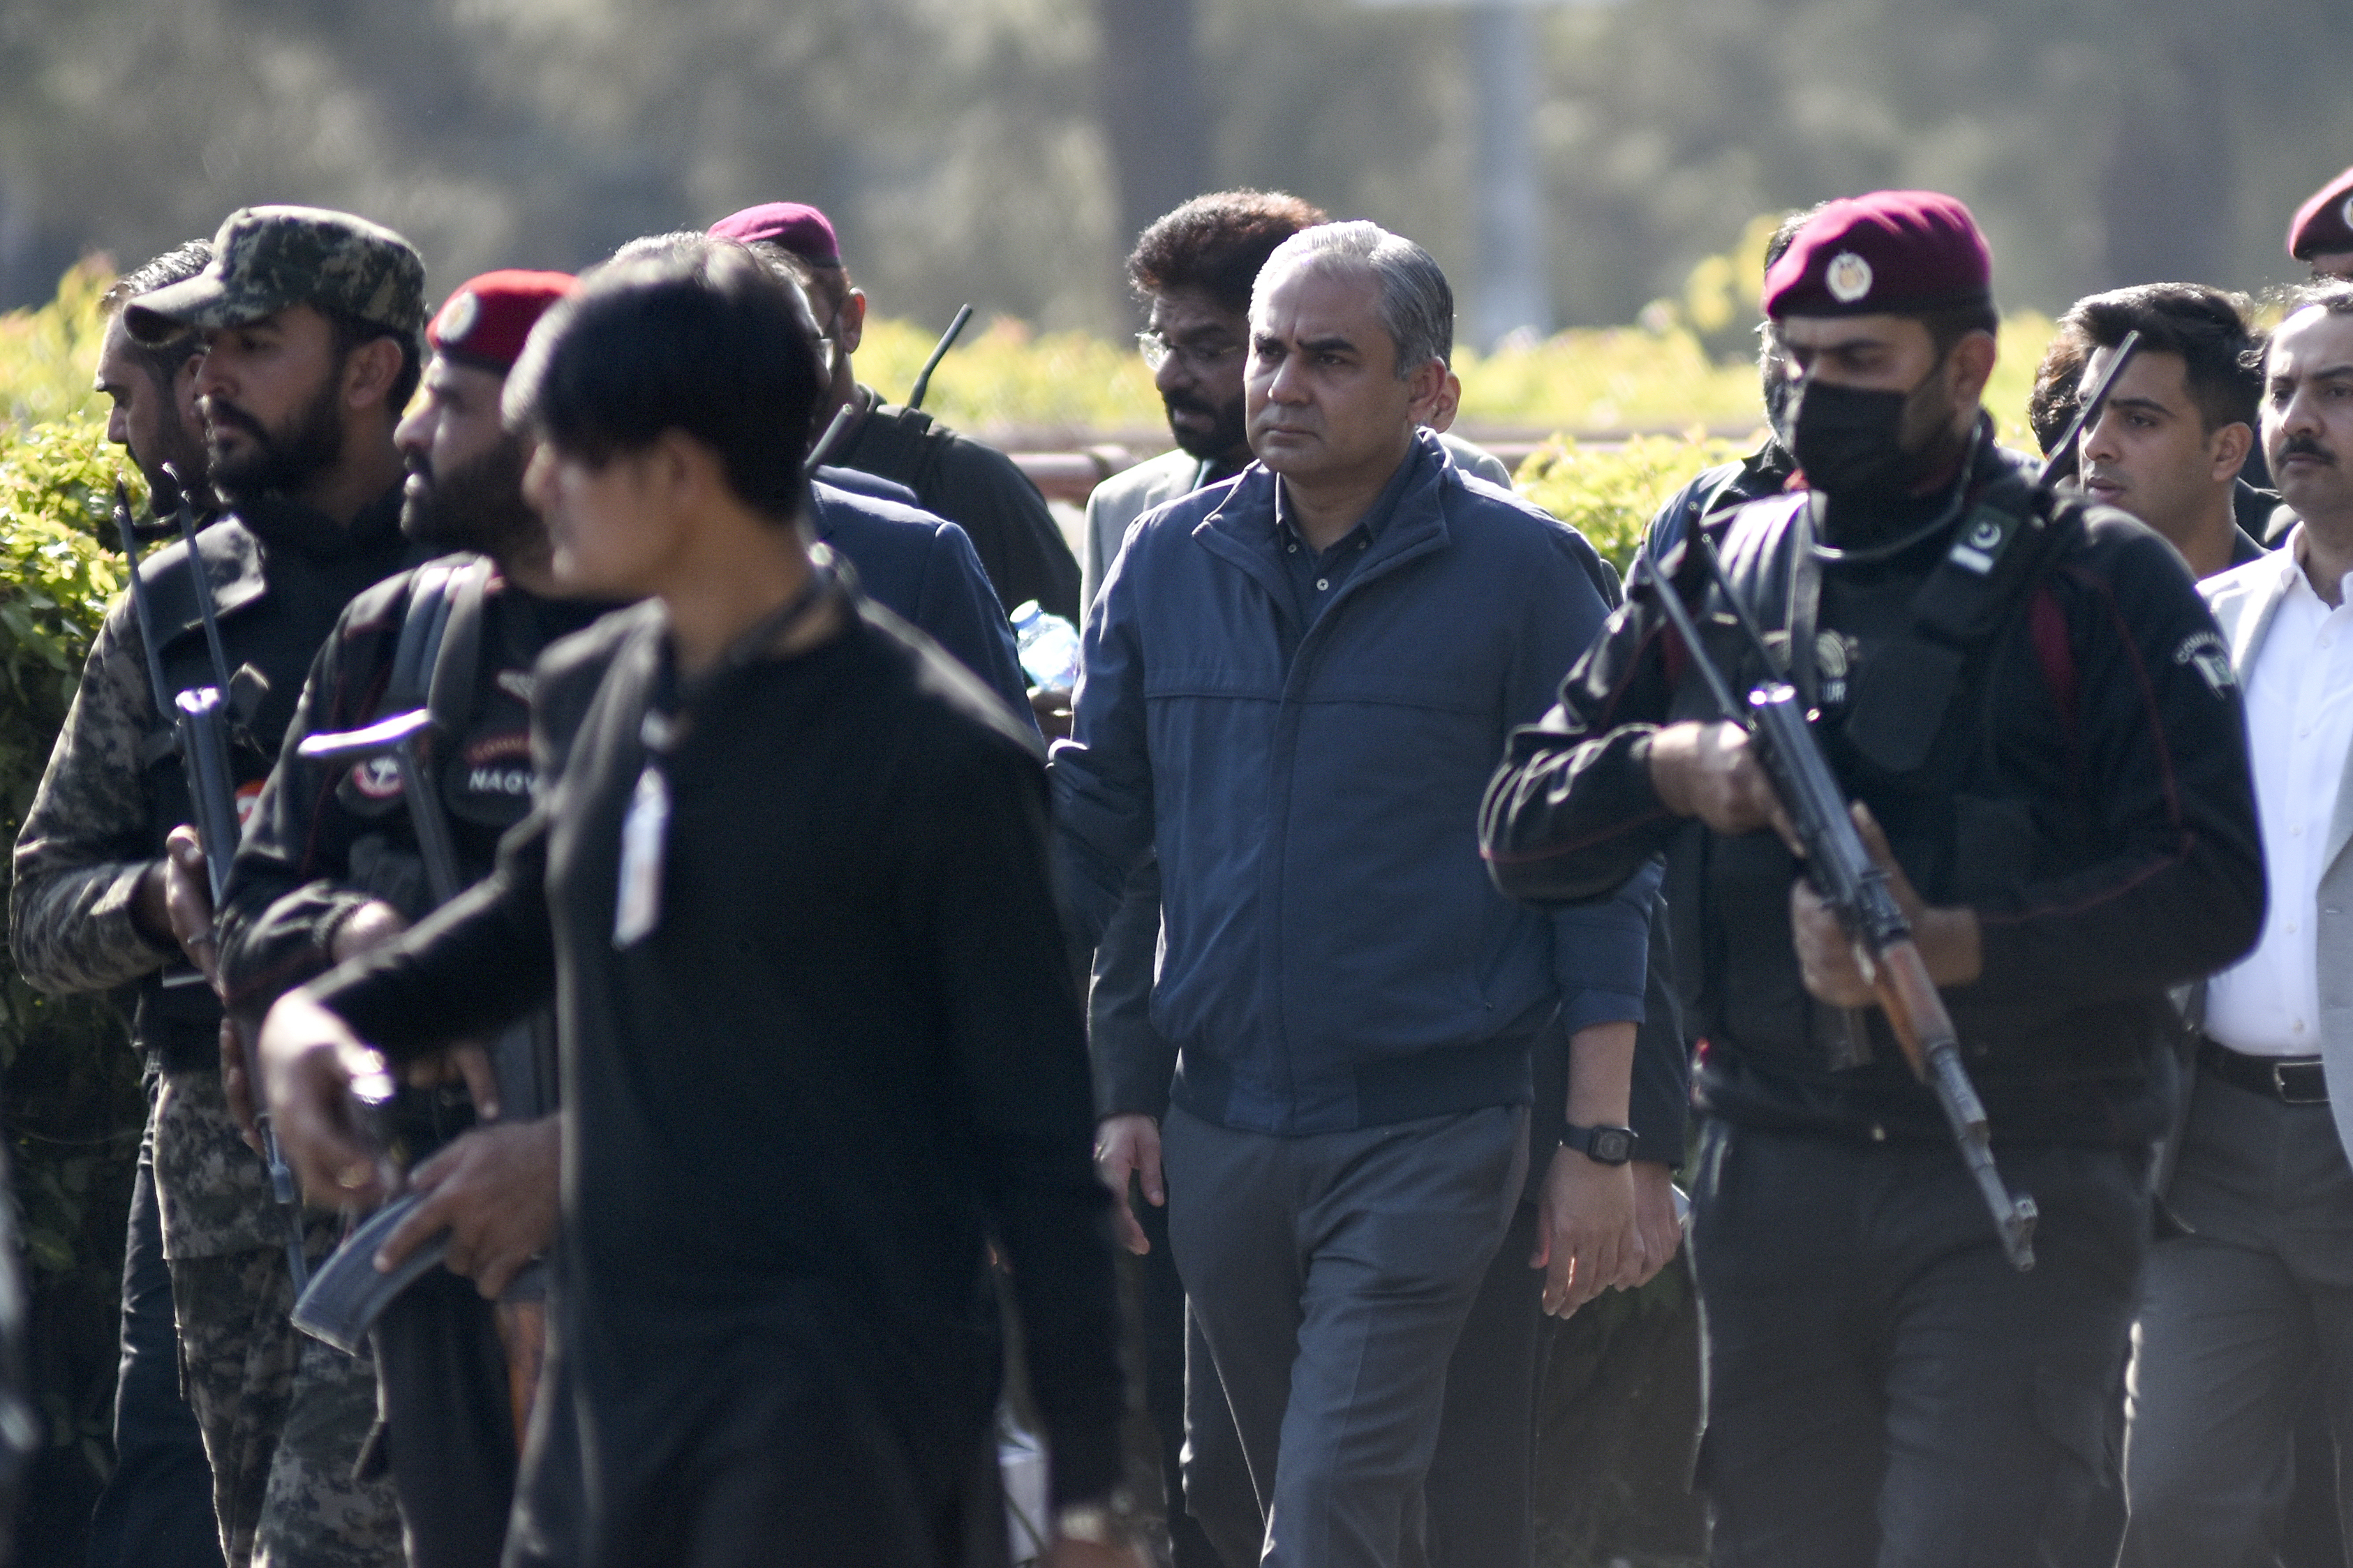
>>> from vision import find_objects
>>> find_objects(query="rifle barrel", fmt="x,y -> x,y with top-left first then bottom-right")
2036,329 -> 2142,491
906,304 -> 974,412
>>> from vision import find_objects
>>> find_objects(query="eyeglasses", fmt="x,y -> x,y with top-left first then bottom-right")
1137,331 -> 1246,375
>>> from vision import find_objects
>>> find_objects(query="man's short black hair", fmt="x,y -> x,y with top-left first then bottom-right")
1128,191 -> 1330,315
100,241 -> 214,382
505,237 -> 821,525
1763,204 -> 1825,274
322,305 -> 422,415
2028,332 -> 2089,455
2055,283 -> 2262,437
2282,278 -> 2353,323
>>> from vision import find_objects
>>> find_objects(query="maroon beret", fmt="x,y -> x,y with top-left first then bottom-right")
427,270 -> 579,373
707,202 -> 842,267
2287,166 -> 2353,261
1763,191 -> 1994,320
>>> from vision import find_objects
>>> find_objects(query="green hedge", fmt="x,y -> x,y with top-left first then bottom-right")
0,267 -> 153,1559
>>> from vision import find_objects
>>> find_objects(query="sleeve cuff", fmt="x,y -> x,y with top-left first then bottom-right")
1559,986 -> 1646,1037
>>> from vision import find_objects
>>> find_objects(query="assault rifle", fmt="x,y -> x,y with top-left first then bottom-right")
285,709 -> 462,1352
1635,336 -> 2146,1272
1646,537 -> 2041,1271
114,470 -> 311,1292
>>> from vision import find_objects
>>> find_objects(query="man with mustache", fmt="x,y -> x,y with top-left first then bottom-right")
1480,191 -> 2264,1567
215,270 -> 591,1568
13,205 -> 426,1567
2119,279 -> 2353,1567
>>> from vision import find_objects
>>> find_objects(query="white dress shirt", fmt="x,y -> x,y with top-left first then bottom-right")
2205,534 -> 2353,1056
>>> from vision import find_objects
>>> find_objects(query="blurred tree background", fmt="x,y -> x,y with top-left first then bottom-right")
2,0 -> 2347,342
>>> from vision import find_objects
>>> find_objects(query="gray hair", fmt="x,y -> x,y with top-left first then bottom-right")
1255,221 -> 1453,378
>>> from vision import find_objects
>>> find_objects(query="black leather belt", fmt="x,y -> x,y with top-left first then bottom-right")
2199,1036 -> 2329,1105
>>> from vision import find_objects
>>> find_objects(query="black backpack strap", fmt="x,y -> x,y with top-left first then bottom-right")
383,561 -> 463,717
424,556 -> 496,736
1842,475 -> 2084,775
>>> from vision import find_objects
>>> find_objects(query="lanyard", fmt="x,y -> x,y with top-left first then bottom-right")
612,560 -> 839,948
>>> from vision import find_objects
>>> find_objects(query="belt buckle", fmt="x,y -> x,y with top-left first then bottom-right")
2273,1059 -> 2329,1105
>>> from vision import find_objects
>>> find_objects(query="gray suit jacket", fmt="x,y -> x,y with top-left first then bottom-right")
2175,545 -> 2353,1177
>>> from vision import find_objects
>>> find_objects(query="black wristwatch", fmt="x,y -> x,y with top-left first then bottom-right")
1561,1123 -> 1638,1165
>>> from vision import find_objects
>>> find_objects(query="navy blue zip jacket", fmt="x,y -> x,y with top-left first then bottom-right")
812,482 -> 1034,729
1051,431 -> 1652,1136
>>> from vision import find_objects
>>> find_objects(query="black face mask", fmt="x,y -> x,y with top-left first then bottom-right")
1779,377 -> 1922,504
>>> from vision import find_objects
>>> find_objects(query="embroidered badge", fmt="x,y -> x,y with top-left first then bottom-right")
438,290 -> 480,347
349,756 -> 404,800
2174,630 -> 2235,697
1826,252 -> 1874,304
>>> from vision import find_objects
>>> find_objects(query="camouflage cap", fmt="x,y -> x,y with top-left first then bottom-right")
124,205 -> 426,348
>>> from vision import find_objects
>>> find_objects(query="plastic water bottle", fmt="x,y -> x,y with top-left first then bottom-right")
1009,600 -> 1081,692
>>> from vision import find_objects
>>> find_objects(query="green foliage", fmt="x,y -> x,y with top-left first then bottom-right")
0,261 -> 113,431
0,269 -> 149,1516
1513,431 -> 1754,573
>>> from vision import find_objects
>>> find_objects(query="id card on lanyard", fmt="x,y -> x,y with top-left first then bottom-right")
612,761 -> 670,948
610,556 -> 838,949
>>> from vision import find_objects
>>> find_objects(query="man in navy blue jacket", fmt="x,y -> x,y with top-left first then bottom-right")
1052,221 -> 1656,1568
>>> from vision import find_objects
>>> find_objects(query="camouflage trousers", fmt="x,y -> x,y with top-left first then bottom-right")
171,1239 -> 405,1568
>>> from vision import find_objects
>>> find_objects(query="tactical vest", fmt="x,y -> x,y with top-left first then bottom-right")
323,557 -> 560,1123
136,513 -> 412,1067
1661,460 -> 2123,1082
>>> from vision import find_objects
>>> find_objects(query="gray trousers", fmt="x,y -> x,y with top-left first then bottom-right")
1162,1105 -> 1527,1568
2121,1072 -> 2353,1568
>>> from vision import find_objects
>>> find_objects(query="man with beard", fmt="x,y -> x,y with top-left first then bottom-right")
256,239 -> 1131,1568
1478,191 -> 2266,1567
214,271 -> 589,1568
2289,167 -> 2353,283
706,202 -> 1085,625
13,204 -> 426,1568
59,240 -> 232,1568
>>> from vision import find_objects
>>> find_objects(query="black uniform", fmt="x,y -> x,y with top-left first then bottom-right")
309,588 -> 1124,1568
1480,432 -> 2264,1566
834,386 -> 1083,622
218,558 -> 609,1568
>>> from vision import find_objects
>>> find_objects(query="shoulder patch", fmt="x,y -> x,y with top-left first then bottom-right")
2174,629 -> 2235,697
